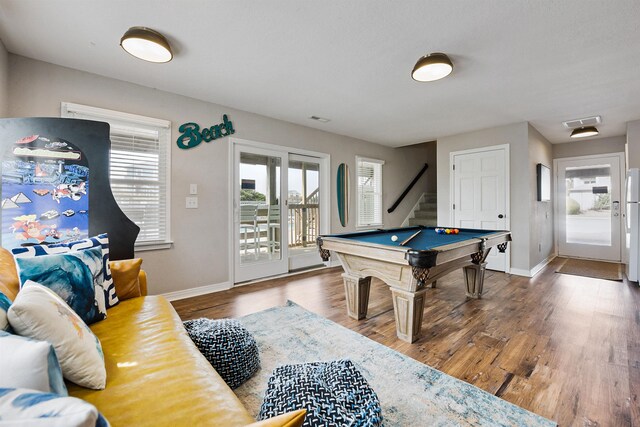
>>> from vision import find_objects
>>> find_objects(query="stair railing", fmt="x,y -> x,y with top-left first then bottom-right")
387,163 -> 428,213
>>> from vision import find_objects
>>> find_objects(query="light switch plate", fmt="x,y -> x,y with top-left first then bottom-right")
189,184 -> 198,195
186,196 -> 198,209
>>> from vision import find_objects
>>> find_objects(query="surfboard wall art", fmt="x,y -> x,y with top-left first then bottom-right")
1,134 -> 89,249
336,163 -> 349,227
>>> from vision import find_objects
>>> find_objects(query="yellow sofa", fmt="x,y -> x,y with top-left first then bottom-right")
0,248 -> 304,427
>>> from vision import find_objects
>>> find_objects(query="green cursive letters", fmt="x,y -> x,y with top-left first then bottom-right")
176,114 -> 235,149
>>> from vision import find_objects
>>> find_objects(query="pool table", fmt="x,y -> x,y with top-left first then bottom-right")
317,226 -> 511,343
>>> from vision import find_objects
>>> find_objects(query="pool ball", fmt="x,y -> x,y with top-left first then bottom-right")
391,235 -> 398,242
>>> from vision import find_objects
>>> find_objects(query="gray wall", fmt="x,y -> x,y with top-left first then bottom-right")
0,40 -> 8,117
553,136 -> 626,159
627,120 -> 640,169
436,122 -> 531,272
7,54 -> 436,294
528,124 -> 554,268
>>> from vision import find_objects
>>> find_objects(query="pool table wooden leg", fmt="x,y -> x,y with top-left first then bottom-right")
341,273 -> 371,320
390,288 -> 427,343
463,261 -> 487,298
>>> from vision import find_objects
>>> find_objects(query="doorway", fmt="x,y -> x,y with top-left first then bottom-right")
555,153 -> 624,261
231,139 -> 330,283
450,144 -> 510,272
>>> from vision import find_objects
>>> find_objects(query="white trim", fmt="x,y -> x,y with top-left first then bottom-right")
553,152 -> 625,261
449,143 -> 511,273
162,282 -> 232,302
228,137 -> 331,285
356,155 -> 384,228
530,254 -> 556,277
509,268 -> 532,277
61,102 -> 171,128
509,254 -> 556,278
61,101 -> 172,250
135,242 -> 173,252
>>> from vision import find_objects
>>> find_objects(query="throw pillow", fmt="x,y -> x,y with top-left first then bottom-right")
109,258 -> 143,300
0,290 -> 11,332
8,282 -> 107,390
15,247 -> 106,324
12,233 -> 119,309
0,331 -> 67,396
0,388 -> 109,427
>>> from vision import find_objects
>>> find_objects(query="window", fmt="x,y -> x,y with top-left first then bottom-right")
356,156 -> 384,228
61,102 -> 171,249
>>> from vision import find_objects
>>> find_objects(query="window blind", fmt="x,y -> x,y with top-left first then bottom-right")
356,157 -> 383,227
61,103 -> 171,247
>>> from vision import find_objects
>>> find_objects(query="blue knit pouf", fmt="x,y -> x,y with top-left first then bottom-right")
259,359 -> 382,427
183,318 -> 260,389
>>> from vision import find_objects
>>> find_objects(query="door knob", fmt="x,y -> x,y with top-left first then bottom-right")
498,214 -> 504,218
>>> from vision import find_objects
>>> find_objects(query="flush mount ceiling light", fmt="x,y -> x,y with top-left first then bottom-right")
570,126 -> 599,139
120,26 -> 173,63
309,116 -> 330,123
411,52 -> 453,82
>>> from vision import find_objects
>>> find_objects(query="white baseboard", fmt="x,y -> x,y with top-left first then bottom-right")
162,281 -> 232,302
401,192 -> 426,227
509,254 -> 556,278
530,254 -> 556,277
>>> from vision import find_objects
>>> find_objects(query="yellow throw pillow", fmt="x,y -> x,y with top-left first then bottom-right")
109,259 -> 143,301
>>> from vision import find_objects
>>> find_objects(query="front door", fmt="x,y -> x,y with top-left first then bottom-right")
556,154 -> 623,261
452,146 -> 509,271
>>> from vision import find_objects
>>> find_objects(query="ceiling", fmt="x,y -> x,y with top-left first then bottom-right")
0,0 -> 639,147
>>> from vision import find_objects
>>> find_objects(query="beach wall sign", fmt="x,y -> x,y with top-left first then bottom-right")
176,114 -> 235,149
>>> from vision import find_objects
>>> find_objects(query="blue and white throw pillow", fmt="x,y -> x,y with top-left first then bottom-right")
15,248 -> 106,325
12,233 -> 118,308
0,331 -> 67,396
0,291 -> 11,332
0,388 -> 109,427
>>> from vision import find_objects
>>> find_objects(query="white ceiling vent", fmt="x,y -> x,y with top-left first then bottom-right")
562,116 -> 602,129
309,116 -> 330,123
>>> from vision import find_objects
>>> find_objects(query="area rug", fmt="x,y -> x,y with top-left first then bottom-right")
235,301 -> 556,426
556,257 -> 622,281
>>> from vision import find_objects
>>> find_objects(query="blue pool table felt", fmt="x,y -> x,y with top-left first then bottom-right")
329,227 -> 495,251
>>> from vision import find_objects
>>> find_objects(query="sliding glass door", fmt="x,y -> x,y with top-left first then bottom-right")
233,145 -> 288,282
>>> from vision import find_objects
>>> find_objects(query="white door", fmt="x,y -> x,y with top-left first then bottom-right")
234,144 -> 288,282
287,154 -> 324,270
452,146 -> 508,271
556,154 -> 623,261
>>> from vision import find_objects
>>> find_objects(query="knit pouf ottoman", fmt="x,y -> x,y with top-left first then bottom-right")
259,359 -> 382,427
183,318 -> 260,389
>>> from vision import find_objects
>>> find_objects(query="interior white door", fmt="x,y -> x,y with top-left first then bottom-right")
234,144 -> 289,283
453,147 -> 508,271
556,154 -> 623,261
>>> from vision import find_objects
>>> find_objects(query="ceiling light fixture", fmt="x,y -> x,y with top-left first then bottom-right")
411,52 -> 453,82
570,126 -> 599,139
120,26 -> 173,63
309,116 -> 330,123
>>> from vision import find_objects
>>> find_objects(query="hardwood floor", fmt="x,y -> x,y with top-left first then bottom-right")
172,257 -> 640,426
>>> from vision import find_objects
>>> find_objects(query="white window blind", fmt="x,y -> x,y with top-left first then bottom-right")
61,102 -> 171,248
356,157 -> 384,228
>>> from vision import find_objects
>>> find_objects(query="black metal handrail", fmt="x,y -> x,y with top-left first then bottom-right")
387,163 -> 428,213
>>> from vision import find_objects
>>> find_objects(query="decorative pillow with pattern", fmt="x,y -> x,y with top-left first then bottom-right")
8,282 -> 106,389
12,233 -> 118,308
0,290 -> 11,332
15,247 -> 106,324
0,388 -> 109,427
0,331 -> 68,396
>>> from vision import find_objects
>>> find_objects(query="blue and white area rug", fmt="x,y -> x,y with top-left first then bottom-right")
235,301 -> 556,427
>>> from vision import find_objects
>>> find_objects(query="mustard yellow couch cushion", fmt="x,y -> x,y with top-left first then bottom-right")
66,295 -> 257,426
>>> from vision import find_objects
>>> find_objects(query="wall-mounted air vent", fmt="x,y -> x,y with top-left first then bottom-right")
562,115 -> 602,129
